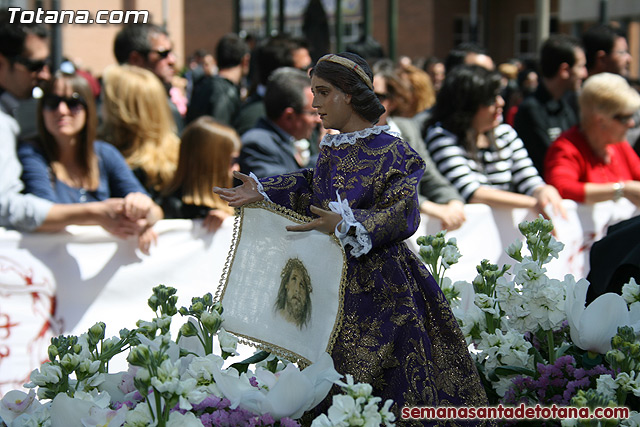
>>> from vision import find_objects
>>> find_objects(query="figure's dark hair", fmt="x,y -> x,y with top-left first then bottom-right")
0,10 -> 48,59
582,24 -> 626,71
274,258 -> 312,328
216,33 -> 249,70
310,52 -> 385,124
264,67 -> 310,120
114,23 -> 168,64
540,34 -> 582,79
427,64 -> 502,154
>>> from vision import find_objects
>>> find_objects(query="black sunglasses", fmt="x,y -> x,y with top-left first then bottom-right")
146,49 -> 172,59
13,56 -> 49,73
42,93 -> 86,113
375,93 -> 388,101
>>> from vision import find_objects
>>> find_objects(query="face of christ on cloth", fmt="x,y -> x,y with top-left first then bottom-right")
274,258 -> 312,329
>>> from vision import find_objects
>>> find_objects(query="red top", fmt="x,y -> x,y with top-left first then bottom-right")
544,125 -> 640,202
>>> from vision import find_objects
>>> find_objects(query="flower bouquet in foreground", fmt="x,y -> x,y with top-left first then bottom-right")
419,216 -> 640,426
0,286 -> 395,427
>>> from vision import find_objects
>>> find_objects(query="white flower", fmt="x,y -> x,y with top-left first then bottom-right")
565,275 -> 638,354
327,395 -> 360,425
49,393 -> 96,427
166,410 -> 204,427
310,414 -> 336,427
122,401 -> 153,427
73,390 -> 111,409
474,293 -> 497,316
450,281 -> 486,340
476,330 -> 533,376
506,240 -> 523,260
217,328 -> 239,355
213,352 -> 342,420
441,245 -> 461,268
547,237 -> 565,260
97,373 -> 126,404
526,278 -> 566,331
380,399 -> 396,426
150,359 -> 181,394
621,410 -> 640,427
184,353 -> 225,384
622,278 -> 640,306
0,389 -> 40,424
615,372 -> 640,396
513,259 -> 547,286
596,374 -> 618,400
80,405 -> 128,427
28,363 -> 63,386
10,403 -> 51,427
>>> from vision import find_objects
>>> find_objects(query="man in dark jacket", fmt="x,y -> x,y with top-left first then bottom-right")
239,67 -> 320,178
186,33 -> 250,126
514,34 -> 587,175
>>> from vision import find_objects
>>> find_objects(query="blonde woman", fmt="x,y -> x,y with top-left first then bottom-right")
161,116 -> 240,231
545,72 -> 640,204
101,64 -> 180,201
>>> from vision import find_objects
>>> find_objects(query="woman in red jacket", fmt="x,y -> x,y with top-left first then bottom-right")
545,72 -> 640,205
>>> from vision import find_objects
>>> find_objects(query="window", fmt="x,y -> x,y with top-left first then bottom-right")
515,14 -> 559,60
453,16 -> 484,47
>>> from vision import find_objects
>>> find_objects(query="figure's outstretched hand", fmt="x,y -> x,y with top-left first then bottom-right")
213,171 -> 264,207
286,205 -> 342,235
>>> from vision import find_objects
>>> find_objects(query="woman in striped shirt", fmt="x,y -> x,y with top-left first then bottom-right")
424,64 -> 565,216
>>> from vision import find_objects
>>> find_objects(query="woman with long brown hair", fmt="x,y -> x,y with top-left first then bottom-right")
18,70 -> 162,253
161,116 -> 240,231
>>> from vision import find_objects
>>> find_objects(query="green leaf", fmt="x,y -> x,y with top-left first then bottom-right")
492,365 -> 535,377
229,351 -> 271,374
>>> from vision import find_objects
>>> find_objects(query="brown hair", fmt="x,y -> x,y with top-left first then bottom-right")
163,116 -> 240,214
397,64 -> 435,116
37,71 -> 99,189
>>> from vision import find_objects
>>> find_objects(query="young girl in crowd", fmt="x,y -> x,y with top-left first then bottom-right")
18,71 -> 162,254
100,64 -> 180,202
424,64 -> 565,217
161,116 -> 240,231
214,52 -> 488,419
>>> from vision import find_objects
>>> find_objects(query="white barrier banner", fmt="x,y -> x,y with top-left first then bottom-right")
0,201 -> 638,394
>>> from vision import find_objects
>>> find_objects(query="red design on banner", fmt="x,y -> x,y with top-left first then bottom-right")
0,255 -> 60,394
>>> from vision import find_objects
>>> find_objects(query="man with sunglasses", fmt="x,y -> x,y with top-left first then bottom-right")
114,22 -> 183,132
0,11 -> 141,236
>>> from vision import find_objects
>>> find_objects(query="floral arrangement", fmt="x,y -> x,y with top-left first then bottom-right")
419,216 -> 640,426
0,286 -> 395,427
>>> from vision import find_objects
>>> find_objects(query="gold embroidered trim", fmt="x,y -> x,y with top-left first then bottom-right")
216,200 -> 348,366
317,54 -> 374,90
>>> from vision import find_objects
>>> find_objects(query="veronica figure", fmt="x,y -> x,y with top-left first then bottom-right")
214,53 -> 488,420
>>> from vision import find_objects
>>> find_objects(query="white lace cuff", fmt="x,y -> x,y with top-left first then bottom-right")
328,191 -> 372,257
249,172 -> 272,203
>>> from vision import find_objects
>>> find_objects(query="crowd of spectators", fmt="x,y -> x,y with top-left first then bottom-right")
2,9 -> 640,265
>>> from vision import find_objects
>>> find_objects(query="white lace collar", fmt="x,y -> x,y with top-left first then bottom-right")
320,125 -> 397,147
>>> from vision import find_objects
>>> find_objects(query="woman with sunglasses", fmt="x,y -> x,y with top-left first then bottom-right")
160,116 -> 240,231
545,72 -> 640,205
18,71 -> 163,254
424,64 -> 565,218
